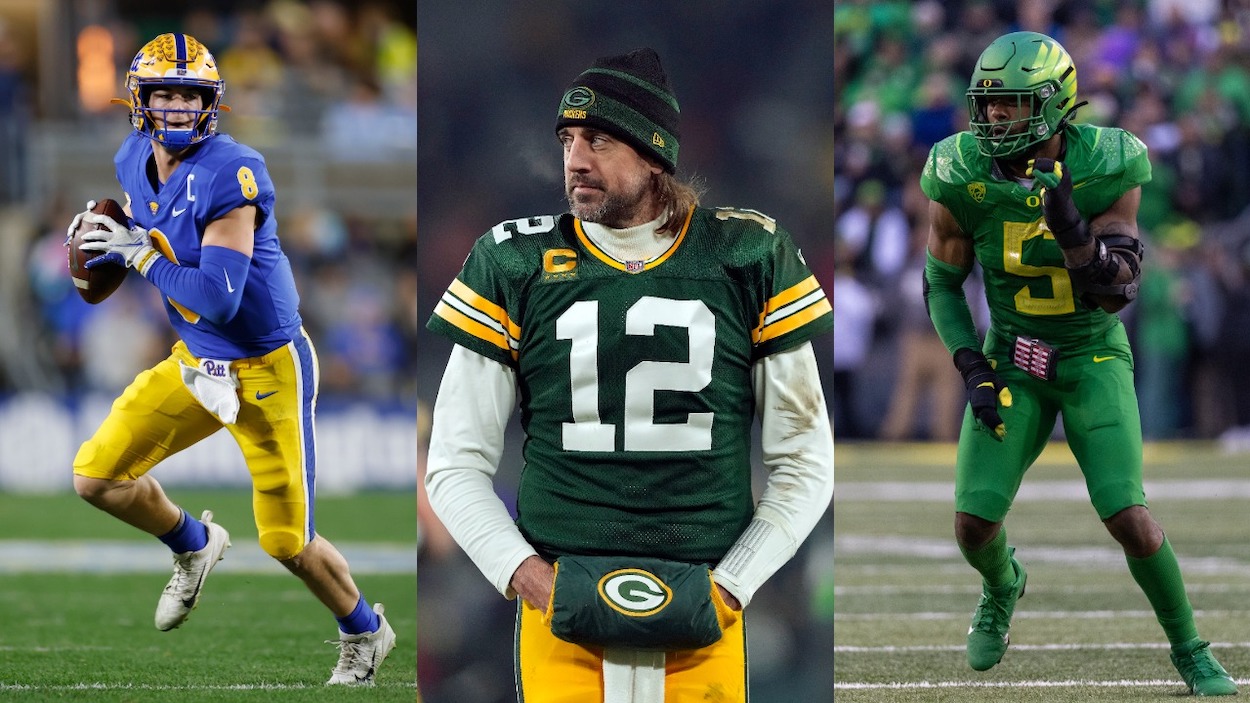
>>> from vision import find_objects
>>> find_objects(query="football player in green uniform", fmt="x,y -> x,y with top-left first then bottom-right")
425,49 -> 832,702
922,31 -> 1237,695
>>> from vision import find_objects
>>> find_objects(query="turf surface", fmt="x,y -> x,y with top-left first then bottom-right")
0,489 -> 417,701
835,441 -> 1250,702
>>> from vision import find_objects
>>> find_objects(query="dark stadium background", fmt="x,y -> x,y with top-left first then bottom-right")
416,1 -> 835,701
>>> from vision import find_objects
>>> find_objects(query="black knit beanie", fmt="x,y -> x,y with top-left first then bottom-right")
555,48 -> 680,173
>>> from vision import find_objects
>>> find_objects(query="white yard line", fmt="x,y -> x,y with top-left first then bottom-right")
835,582 -> 1250,595
835,608 -> 1245,621
835,641 -> 1250,653
833,534 -> 1250,574
835,479 -> 1250,502
834,678 -> 1250,690
0,540 -> 416,574
0,682 -> 418,691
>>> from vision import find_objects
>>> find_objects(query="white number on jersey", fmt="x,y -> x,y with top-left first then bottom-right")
556,296 -> 715,452
491,216 -> 557,244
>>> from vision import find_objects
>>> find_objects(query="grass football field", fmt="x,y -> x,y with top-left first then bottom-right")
835,442 -> 1250,702
0,489 -> 417,702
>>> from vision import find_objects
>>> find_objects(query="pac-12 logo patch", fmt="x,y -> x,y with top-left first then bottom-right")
597,568 -> 673,617
967,182 -> 986,203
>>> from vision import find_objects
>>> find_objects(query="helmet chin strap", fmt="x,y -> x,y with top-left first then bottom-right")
152,128 -> 197,149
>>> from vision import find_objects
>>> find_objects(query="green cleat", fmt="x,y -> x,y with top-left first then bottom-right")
966,549 -> 1027,671
1171,639 -> 1238,696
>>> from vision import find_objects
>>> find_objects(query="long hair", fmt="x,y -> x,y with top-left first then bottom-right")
655,171 -> 705,233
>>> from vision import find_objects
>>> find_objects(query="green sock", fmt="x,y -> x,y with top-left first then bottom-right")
1125,537 -> 1200,648
960,527 -> 1015,588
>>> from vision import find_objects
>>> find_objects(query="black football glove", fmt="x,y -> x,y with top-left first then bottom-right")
1026,157 -> 1089,249
954,348 -> 1013,441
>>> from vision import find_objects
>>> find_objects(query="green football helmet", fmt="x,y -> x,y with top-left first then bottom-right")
966,31 -> 1079,159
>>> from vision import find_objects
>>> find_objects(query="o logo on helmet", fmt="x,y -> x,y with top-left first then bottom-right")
597,568 -> 673,617
563,87 -> 596,109
982,79 -> 993,88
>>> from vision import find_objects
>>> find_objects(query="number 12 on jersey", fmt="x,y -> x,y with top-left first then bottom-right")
556,296 -> 715,453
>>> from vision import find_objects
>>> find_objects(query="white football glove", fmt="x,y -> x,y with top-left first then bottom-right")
78,212 -> 157,273
64,200 -> 97,245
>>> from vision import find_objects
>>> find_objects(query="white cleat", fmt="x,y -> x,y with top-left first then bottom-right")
154,509 -> 231,631
327,603 -> 397,686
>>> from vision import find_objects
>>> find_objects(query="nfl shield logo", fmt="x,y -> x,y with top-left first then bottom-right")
625,260 -> 645,274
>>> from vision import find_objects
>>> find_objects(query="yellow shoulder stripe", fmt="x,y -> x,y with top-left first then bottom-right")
434,301 -> 510,354
435,278 -> 521,359
753,275 -> 830,344
766,275 -> 822,313
757,298 -> 831,344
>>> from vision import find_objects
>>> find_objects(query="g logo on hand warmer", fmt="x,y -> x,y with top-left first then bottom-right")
597,569 -> 673,617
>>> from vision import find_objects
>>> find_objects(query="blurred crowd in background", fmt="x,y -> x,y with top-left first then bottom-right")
416,2 -> 834,701
1,0 -> 416,406
835,0 -> 1250,443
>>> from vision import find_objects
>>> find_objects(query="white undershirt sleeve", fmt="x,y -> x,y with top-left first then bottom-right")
711,341 -> 834,608
425,344 -> 537,598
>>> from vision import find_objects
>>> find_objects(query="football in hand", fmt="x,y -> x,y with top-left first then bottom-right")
67,198 -> 129,304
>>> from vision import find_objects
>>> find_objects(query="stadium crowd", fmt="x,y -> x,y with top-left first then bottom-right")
5,0 -> 416,406
835,0 -> 1250,442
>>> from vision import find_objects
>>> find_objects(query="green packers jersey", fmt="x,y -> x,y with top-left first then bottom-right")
428,206 -> 832,564
920,123 -> 1151,350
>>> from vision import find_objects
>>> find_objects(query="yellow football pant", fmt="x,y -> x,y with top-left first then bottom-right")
515,592 -> 746,703
73,335 -> 320,560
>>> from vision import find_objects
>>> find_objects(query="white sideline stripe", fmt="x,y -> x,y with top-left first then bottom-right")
0,540 -> 416,574
836,582 -> 1250,596
835,609 -> 1243,622
834,534 -> 1250,573
835,641 -> 1250,653
835,479 -> 1250,502
835,679 -> 1250,690
0,683 -> 418,691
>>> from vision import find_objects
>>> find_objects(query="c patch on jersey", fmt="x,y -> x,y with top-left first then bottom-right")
967,182 -> 987,203
542,248 -> 578,280
597,568 -> 674,617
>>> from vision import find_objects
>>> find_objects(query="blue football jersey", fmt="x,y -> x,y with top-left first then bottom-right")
114,132 -> 303,359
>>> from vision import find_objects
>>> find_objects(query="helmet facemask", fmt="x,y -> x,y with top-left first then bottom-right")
132,83 -> 221,149
966,86 -> 1054,160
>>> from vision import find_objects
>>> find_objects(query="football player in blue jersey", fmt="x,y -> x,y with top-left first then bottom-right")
68,33 -> 395,686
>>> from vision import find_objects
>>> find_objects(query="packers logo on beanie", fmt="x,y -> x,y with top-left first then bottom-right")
555,48 -> 680,173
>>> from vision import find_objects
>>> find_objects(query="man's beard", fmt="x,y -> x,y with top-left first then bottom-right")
566,171 -> 652,228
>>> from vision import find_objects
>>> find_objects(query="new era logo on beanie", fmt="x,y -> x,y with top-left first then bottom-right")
555,48 -> 680,173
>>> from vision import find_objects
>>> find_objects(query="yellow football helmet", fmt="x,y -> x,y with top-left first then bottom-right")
122,33 -> 226,148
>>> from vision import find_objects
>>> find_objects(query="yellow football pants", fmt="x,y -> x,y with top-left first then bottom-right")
73,334 -> 320,560
515,590 -> 747,703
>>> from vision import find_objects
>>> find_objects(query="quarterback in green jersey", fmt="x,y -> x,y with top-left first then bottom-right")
425,49 -> 833,702
922,31 -> 1236,695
